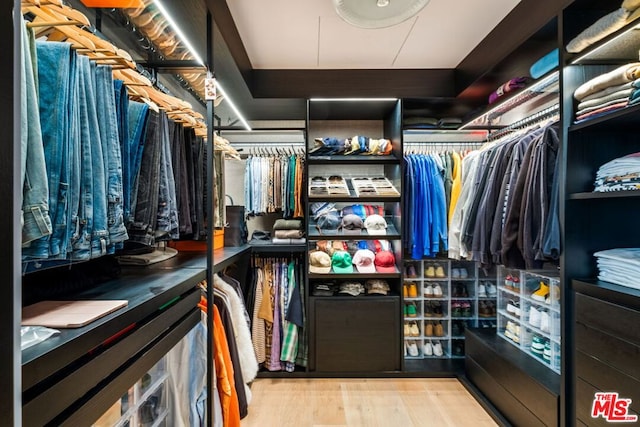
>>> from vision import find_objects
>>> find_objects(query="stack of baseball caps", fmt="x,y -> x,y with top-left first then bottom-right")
309,240 -> 398,274
309,136 -> 393,156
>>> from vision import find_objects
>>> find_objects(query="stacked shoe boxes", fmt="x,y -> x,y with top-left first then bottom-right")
403,260 -> 498,359
496,266 -> 561,373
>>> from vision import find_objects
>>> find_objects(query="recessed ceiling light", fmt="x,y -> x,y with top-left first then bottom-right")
377,0 -> 390,7
334,0 -> 429,29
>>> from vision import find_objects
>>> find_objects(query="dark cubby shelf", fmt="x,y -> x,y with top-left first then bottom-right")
569,191 -> 640,200
569,103 -> 640,132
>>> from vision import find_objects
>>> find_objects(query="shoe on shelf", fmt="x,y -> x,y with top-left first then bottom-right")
532,282 -> 550,302
403,284 -> 408,298
425,265 -> 435,278
407,302 -> 418,317
432,301 -> 444,317
407,340 -> 419,357
504,275 -> 514,290
529,306 -> 541,328
479,301 -> 491,317
486,283 -> 497,297
435,321 -> 445,337
550,284 -> 561,303
425,321 -> 434,337
504,320 -> 516,341
451,301 -> 462,317
432,284 -> 444,298
543,341 -> 551,362
540,310 -> 550,333
404,322 -> 411,336
460,284 -> 469,297
506,299 -> 521,318
435,264 -> 446,278
433,341 -> 444,357
478,283 -> 487,298
410,321 -> 420,337
451,268 -> 461,279
423,341 -> 433,356
511,276 -> 521,292
531,334 -> 545,358
486,301 -> 496,317
424,284 -> 434,298
404,341 -> 408,357
408,282 -> 418,298
424,301 -> 434,317
459,268 -> 469,279
452,321 -> 461,336
453,342 -> 464,356
462,302 -> 472,317
406,264 -> 418,278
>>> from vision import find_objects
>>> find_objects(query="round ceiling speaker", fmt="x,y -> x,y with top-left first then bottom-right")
333,0 -> 430,29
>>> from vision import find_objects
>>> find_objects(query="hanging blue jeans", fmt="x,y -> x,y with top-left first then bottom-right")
96,65 -> 128,252
23,42 -> 75,260
125,100 -> 149,225
20,20 -> 51,247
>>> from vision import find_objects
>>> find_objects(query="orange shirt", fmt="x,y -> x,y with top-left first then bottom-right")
213,305 -> 241,427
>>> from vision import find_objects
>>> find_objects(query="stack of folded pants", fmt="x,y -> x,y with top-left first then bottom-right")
272,219 -> 306,244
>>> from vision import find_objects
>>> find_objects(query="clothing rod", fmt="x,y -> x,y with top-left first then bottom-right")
404,141 -> 484,145
230,141 -> 306,146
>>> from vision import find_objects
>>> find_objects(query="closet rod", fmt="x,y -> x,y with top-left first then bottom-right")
488,104 -> 559,141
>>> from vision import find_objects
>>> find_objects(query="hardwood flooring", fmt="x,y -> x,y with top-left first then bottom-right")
241,378 -> 498,427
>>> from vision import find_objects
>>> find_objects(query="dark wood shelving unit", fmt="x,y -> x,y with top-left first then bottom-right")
568,103 -> 640,132
307,154 -> 399,164
569,191 -> 640,200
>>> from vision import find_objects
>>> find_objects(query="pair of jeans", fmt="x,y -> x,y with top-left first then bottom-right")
128,110 -> 162,246
155,112 -> 179,241
23,42 -> 76,260
125,100 -> 149,225
95,65 -> 128,252
169,121 -> 192,235
20,19 -> 51,247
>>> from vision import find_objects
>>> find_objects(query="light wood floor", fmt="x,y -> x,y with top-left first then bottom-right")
241,378 -> 498,427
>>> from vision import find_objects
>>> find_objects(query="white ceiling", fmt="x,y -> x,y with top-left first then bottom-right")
226,0 -> 522,70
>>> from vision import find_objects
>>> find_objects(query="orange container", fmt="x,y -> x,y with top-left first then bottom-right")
213,229 -> 224,250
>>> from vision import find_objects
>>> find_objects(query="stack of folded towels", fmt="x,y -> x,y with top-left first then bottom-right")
272,219 -> 306,244
594,248 -> 640,290
574,62 -> 640,123
567,0 -> 640,54
594,152 -> 640,192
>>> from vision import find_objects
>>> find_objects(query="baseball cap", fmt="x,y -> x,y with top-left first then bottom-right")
339,214 -> 364,235
312,282 -> 336,296
352,249 -> 376,273
316,211 -> 341,233
374,250 -> 397,273
366,279 -> 390,295
331,250 -> 353,274
364,214 -> 388,235
309,251 -> 332,274
338,281 -> 364,296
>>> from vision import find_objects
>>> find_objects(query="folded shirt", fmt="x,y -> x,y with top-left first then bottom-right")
530,48 -> 559,79
575,63 -> 640,100
576,96 -> 632,117
577,88 -> 633,110
272,237 -> 306,244
117,247 -> 178,265
488,77 -> 529,104
274,229 -> 304,239
575,100 -> 629,122
567,8 -> 630,54
272,219 -> 303,231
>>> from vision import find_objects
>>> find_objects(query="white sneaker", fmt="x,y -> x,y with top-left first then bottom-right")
504,320 -> 516,340
432,284 -> 443,298
433,341 -> 444,357
540,310 -> 550,333
404,341 -> 408,357
451,268 -> 460,278
478,283 -> 487,298
506,300 -> 521,317
423,341 -> 433,356
488,284 -> 498,297
407,341 -> 419,357
424,284 -> 434,298
529,306 -> 541,328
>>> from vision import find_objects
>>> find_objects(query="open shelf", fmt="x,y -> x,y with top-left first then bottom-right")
308,216 -> 401,240
568,18 -> 640,65
308,270 -> 401,280
250,243 -> 307,253
569,102 -> 640,131
309,194 -> 401,202
569,191 -> 640,200
307,154 -> 399,164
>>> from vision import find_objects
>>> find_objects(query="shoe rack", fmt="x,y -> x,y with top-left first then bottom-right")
403,259 -> 498,360
496,266 -> 561,374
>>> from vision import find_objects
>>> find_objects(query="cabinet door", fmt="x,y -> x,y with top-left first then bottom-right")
313,297 -> 400,372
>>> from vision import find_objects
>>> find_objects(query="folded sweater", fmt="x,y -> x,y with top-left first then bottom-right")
574,63 -> 640,100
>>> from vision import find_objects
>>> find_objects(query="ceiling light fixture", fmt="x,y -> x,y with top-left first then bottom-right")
214,79 -> 252,131
333,0 -> 429,29
153,0 -> 205,66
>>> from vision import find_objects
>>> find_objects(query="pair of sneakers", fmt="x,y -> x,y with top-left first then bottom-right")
531,334 -> 550,360
425,264 -> 446,278
423,340 -> 444,357
451,268 -> 469,279
504,320 -> 520,343
504,275 -> 521,292
424,283 -> 444,298
528,306 -> 551,333
403,282 -> 418,298
477,282 -> 497,298
404,321 -> 420,337
404,302 -> 418,317
506,299 -> 521,318
405,340 -> 420,357
424,321 -> 445,337
531,281 -> 560,304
